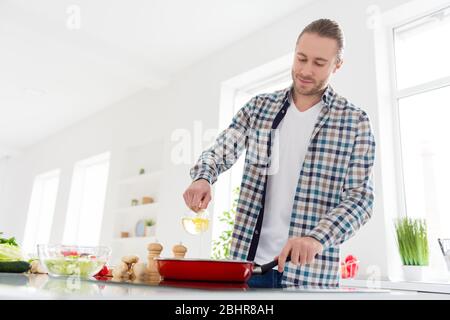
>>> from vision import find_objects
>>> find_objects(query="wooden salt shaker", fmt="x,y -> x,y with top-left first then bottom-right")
172,242 -> 187,259
147,242 -> 163,282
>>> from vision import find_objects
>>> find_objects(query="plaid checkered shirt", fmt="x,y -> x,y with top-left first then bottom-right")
190,84 -> 376,287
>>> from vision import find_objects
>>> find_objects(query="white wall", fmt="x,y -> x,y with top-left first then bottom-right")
0,0 -> 413,279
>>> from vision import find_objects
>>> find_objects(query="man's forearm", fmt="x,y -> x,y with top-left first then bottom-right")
307,183 -> 374,249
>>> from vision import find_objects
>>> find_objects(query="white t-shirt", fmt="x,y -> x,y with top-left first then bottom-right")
254,97 -> 323,265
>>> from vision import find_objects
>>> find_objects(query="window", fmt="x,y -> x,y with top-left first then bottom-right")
63,152 -> 110,246
394,8 -> 450,90
23,170 -> 60,255
393,6 -> 450,279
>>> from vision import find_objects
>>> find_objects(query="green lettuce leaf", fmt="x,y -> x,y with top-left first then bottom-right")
0,232 -> 18,247
0,243 -> 23,261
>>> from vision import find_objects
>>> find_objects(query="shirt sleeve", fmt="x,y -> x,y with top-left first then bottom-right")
189,97 -> 256,185
307,110 -> 376,249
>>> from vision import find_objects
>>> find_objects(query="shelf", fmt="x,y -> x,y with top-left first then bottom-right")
115,202 -> 159,213
119,170 -> 164,185
112,236 -> 157,243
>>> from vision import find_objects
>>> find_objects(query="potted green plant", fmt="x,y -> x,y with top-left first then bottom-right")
144,218 -> 156,237
395,217 -> 429,281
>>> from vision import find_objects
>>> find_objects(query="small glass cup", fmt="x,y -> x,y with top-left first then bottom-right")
181,209 -> 210,257
181,209 -> 210,235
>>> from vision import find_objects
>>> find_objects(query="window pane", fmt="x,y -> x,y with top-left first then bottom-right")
398,86 -> 450,277
394,7 -> 450,89
23,170 -> 60,255
399,85 -> 450,231
63,152 -> 110,246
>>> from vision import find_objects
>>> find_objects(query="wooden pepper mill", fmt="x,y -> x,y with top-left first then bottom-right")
147,242 -> 163,282
172,242 -> 187,259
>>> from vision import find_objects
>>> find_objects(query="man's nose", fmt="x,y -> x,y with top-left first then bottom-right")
299,65 -> 313,78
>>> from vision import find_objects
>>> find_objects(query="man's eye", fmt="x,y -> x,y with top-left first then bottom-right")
315,63 -> 325,67
299,59 -> 307,62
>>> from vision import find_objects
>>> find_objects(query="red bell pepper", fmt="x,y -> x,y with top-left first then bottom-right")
96,265 -> 110,277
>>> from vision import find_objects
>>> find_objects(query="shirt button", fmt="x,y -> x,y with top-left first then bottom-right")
281,110 -> 285,114
255,230 -> 259,235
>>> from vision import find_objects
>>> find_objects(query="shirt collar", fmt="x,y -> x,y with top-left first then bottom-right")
281,83 -> 336,109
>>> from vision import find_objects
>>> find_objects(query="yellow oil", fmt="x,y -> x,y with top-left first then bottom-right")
182,217 -> 209,235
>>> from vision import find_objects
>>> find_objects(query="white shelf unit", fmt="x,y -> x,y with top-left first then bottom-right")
112,236 -> 158,243
118,169 -> 164,185
115,202 -> 160,214
110,138 -> 164,264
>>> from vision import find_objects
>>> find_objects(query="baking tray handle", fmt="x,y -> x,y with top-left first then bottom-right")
253,256 -> 291,275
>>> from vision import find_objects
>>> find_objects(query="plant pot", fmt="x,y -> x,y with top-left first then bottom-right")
145,225 -> 156,237
402,265 -> 428,281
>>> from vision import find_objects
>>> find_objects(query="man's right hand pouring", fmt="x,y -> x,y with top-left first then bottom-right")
183,179 -> 212,212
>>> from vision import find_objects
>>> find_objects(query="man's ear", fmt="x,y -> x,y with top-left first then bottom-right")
333,59 -> 343,73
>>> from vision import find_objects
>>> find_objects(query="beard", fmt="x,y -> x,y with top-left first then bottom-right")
291,70 -> 327,96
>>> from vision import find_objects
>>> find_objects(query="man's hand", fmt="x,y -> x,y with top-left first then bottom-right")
183,179 -> 212,212
276,237 -> 323,272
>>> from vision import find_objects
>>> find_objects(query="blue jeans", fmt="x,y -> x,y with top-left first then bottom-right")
247,269 -> 283,288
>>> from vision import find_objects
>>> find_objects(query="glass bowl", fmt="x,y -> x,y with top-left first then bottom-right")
37,244 -> 111,278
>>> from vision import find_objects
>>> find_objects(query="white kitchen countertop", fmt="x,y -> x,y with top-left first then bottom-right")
0,273 -> 449,300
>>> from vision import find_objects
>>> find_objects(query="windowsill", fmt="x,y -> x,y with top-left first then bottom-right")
341,278 -> 450,294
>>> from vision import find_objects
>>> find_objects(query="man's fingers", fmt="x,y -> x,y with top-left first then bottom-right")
186,190 -> 195,209
291,247 -> 300,266
306,250 -> 316,265
183,180 -> 212,212
299,251 -> 308,266
183,191 -> 192,208
277,244 -> 292,273
200,193 -> 211,209
191,192 -> 205,212
185,191 -> 194,209
304,250 -> 312,265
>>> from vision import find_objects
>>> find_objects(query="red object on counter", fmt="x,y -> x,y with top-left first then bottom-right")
61,250 -> 79,257
341,255 -> 359,279
94,275 -> 110,281
156,256 -> 290,283
96,265 -> 110,277
156,258 -> 255,282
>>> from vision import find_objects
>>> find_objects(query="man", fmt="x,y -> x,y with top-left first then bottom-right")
183,19 -> 376,288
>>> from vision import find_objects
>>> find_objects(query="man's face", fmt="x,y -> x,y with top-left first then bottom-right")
292,32 -> 342,96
